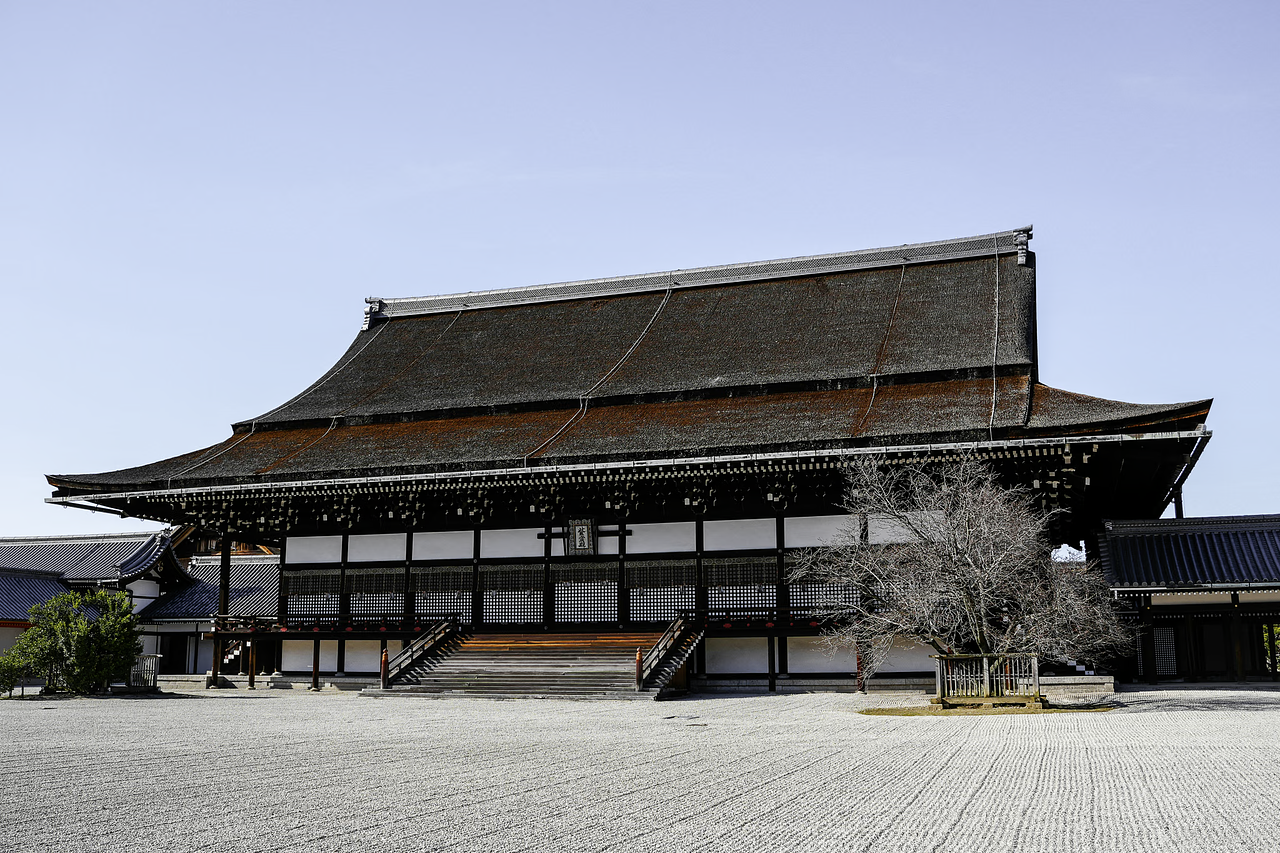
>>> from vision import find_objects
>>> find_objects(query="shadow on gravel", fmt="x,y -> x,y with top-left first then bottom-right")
1108,689 -> 1280,714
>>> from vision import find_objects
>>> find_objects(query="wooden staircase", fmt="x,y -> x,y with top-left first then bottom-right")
370,632 -> 664,699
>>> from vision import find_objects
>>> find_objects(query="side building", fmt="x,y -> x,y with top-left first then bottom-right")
0,530 -> 186,653
45,227 -> 1213,691
1101,515 -> 1280,683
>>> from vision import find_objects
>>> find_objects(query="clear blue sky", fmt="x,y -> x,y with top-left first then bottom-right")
2,2 -> 1276,536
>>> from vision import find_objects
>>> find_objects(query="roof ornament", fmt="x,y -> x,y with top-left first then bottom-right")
1015,228 -> 1032,266
363,298 -> 385,331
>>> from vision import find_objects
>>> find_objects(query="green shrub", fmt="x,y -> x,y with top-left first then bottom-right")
0,590 -> 140,694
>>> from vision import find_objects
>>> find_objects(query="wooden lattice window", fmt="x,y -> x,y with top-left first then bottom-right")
553,562 -> 618,623
704,557 -> 776,612
480,564 -> 543,623
412,565 -> 473,622
626,559 -> 696,622
1154,624 -> 1178,676
283,569 -> 340,618
344,568 -> 404,617
785,555 -> 857,615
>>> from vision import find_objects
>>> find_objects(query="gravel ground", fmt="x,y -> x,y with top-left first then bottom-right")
3,686 -> 1278,853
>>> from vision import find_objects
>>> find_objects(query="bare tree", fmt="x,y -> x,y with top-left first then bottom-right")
792,458 -> 1130,678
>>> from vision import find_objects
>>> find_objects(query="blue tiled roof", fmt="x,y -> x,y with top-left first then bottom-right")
0,530 -> 174,582
1099,515 -> 1280,589
0,571 -> 73,621
141,555 -> 279,620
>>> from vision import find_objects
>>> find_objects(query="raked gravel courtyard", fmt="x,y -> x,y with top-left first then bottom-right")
3,686 -> 1279,853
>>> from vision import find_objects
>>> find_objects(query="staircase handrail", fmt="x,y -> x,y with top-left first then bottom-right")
385,618 -> 458,685
638,610 -> 704,690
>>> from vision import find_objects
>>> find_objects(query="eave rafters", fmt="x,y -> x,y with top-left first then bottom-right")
49,430 -> 1208,548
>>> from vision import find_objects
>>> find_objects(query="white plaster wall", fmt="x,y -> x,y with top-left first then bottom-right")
867,511 -> 944,544
705,637 -> 768,673
1151,592 -> 1233,605
1239,591 -> 1280,603
281,640 -> 312,672
0,626 -> 23,654
480,528 -> 544,559
343,640 -> 382,673
348,533 -> 406,563
286,536 -> 343,564
787,637 -> 859,673
412,530 -> 474,561
784,516 -> 852,548
281,639 -> 340,672
596,526 -> 620,556
704,518 -> 776,551
877,638 -> 936,673
628,522 -> 696,554
126,579 -> 160,614
139,634 -> 160,655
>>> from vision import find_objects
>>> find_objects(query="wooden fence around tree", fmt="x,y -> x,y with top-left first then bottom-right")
933,653 -> 1039,701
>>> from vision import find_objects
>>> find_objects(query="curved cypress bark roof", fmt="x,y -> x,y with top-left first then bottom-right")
47,227 -> 1211,496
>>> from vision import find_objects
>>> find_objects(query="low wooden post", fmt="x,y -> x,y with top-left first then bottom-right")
380,648 -> 389,690
209,634 -> 221,689
310,639 -> 321,691
635,648 -> 643,690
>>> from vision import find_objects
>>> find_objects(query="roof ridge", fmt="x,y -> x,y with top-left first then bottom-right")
0,530 -> 168,545
1104,514 -> 1280,532
366,226 -> 1033,321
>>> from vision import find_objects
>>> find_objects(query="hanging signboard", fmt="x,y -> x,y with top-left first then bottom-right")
566,518 -> 597,557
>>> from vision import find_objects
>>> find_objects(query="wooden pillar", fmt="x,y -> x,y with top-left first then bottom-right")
310,639 -> 320,691
218,534 -> 232,618
336,640 -> 346,677
777,635 -> 788,676
471,527 -> 483,626
403,532 -> 414,630
338,534 -> 350,634
767,634 -> 776,693
775,515 -> 789,622
209,635 -> 221,687
1231,593 -> 1245,682
277,536 -> 289,629
694,519 -> 707,616
542,523 -> 554,627
246,642 -> 256,689
616,523 -> 629,625
273,638 -> 283,676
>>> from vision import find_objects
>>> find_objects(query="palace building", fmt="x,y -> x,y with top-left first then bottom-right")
45,227 -> 1214,694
